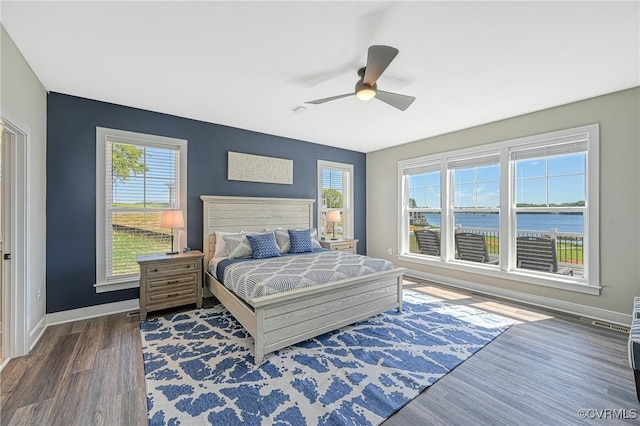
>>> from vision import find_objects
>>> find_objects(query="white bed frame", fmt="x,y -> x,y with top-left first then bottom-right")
201,195 -> 405,364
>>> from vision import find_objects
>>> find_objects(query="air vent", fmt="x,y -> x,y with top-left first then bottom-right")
126,311 -> 140,318
592,320 -> 629,333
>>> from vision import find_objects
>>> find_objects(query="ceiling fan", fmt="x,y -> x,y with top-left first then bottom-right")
305,45 -> 415,111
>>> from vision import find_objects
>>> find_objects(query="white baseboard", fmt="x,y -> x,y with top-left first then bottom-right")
0,356 -> 10,372
405,269 -> 632,326
29,316 -> 47,351
46,299 -> 140,326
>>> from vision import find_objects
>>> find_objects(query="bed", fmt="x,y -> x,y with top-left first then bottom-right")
201,195 -> 405,364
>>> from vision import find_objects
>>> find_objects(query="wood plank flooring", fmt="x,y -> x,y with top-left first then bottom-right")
1,279 -> 638,425
387,281 -> 639,425
1,314 -> 147,425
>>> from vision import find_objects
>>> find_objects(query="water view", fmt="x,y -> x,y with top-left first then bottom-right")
419,212 -> 583,233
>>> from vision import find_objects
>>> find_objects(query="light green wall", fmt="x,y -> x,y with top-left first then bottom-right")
1,25 -> 47,336
367,87 -> 640,317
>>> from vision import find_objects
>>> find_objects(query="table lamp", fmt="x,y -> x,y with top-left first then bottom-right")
327,210 -> 341,240
160,210 -> 184,255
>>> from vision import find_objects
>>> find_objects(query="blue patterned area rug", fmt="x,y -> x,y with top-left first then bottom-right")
140,290 -> 514,425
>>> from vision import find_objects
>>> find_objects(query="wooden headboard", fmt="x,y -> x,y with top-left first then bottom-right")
200,195 -> 315,265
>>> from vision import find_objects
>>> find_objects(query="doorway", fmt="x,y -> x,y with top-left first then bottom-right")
0,117 -> 28,365
0,127 -> 4,364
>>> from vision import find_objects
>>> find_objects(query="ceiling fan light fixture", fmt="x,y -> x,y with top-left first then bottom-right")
305,46 -> 414,110
355,82 -> 376,101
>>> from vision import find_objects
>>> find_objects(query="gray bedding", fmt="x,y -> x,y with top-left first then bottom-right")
221,250 -> 395,304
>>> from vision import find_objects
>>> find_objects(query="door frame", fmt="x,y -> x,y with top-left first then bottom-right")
1,117 -> 29,362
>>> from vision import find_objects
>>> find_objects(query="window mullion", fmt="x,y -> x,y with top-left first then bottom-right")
441,161 -> 452,261
500,146 -> 511,271
399,174 -> 407,253
110,207 -> 167,213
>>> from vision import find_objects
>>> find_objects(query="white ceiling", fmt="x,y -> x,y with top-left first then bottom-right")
2,1 -> 639,153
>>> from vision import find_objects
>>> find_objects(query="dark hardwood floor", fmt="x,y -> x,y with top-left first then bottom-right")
1,279 -> 637,425
1,313 -> 148,426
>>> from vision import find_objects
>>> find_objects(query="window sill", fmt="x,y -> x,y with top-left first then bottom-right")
94,277 -> 140,293
397,254 -> 601,296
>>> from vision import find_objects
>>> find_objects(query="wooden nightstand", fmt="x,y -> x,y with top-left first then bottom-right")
320,238 -> 359,253
137,250 -> 204,320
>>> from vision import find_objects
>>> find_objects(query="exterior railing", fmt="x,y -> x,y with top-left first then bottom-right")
409,225 -> 584,271
513,228 -> 583,266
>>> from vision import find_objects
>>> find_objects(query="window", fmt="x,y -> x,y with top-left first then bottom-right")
403,163 -> 441,257
398,124 -> 599,294
450,154 -> 501,265
96,128 -> 187,293
512,141 -> 588,276
317,160 -> 354,239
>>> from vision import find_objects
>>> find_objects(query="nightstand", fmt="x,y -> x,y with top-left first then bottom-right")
136,250 -> 204,320
320,238 -> 359,253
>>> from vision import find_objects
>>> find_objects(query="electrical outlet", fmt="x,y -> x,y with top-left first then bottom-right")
37,287 -> 41,301
387,248 -> 393,255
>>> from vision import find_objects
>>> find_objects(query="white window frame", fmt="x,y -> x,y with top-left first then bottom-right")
317,160 -> 354,239
448,152 -> 502,263
95,127 -> 188,293
402,162 -> 442,258
398,124 -> 600,295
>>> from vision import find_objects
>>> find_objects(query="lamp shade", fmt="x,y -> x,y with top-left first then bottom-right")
160,210 -> 184,228
326,210 -> 341,223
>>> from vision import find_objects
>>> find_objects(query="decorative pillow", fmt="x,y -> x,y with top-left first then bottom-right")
288,229 -> 313,253
222,233 -> 253,259
309,228 -> 322,249
275,228 -> 322,252
246,232 -> 281,259
214,231 -> 234,258
274,228 -> 291,253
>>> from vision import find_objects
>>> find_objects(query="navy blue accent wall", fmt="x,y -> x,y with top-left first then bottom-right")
46,92 -> 367,313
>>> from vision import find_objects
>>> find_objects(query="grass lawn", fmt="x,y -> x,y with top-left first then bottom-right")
112,211 -> 170,235
112,230 -> 170,276
557,243 -> 583,265
110,211 -> 171,275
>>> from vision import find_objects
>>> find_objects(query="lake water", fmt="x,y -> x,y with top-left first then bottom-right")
420,213 -> 584,233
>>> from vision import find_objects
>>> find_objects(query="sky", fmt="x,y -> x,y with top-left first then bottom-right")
112,146 -> 177,206
322,169 -> 344,190
409,152 -> 586,208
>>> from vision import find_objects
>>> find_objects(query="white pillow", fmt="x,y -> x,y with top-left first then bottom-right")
274,229 -> 291,253
309,227 -> 322,249
222,233 -> 254,259
214,231 -> 234,258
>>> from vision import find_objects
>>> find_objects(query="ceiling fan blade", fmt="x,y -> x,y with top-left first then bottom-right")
375,90 -> 416,111
292,63 -> 354,87
363,45 -> 399,86
295,7 -> 392,88
356,7 -> 391,54
305,93 -> 353,105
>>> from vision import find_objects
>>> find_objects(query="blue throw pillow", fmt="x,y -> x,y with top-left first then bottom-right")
246,232 -> 281,259
288,229 -> 313,253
